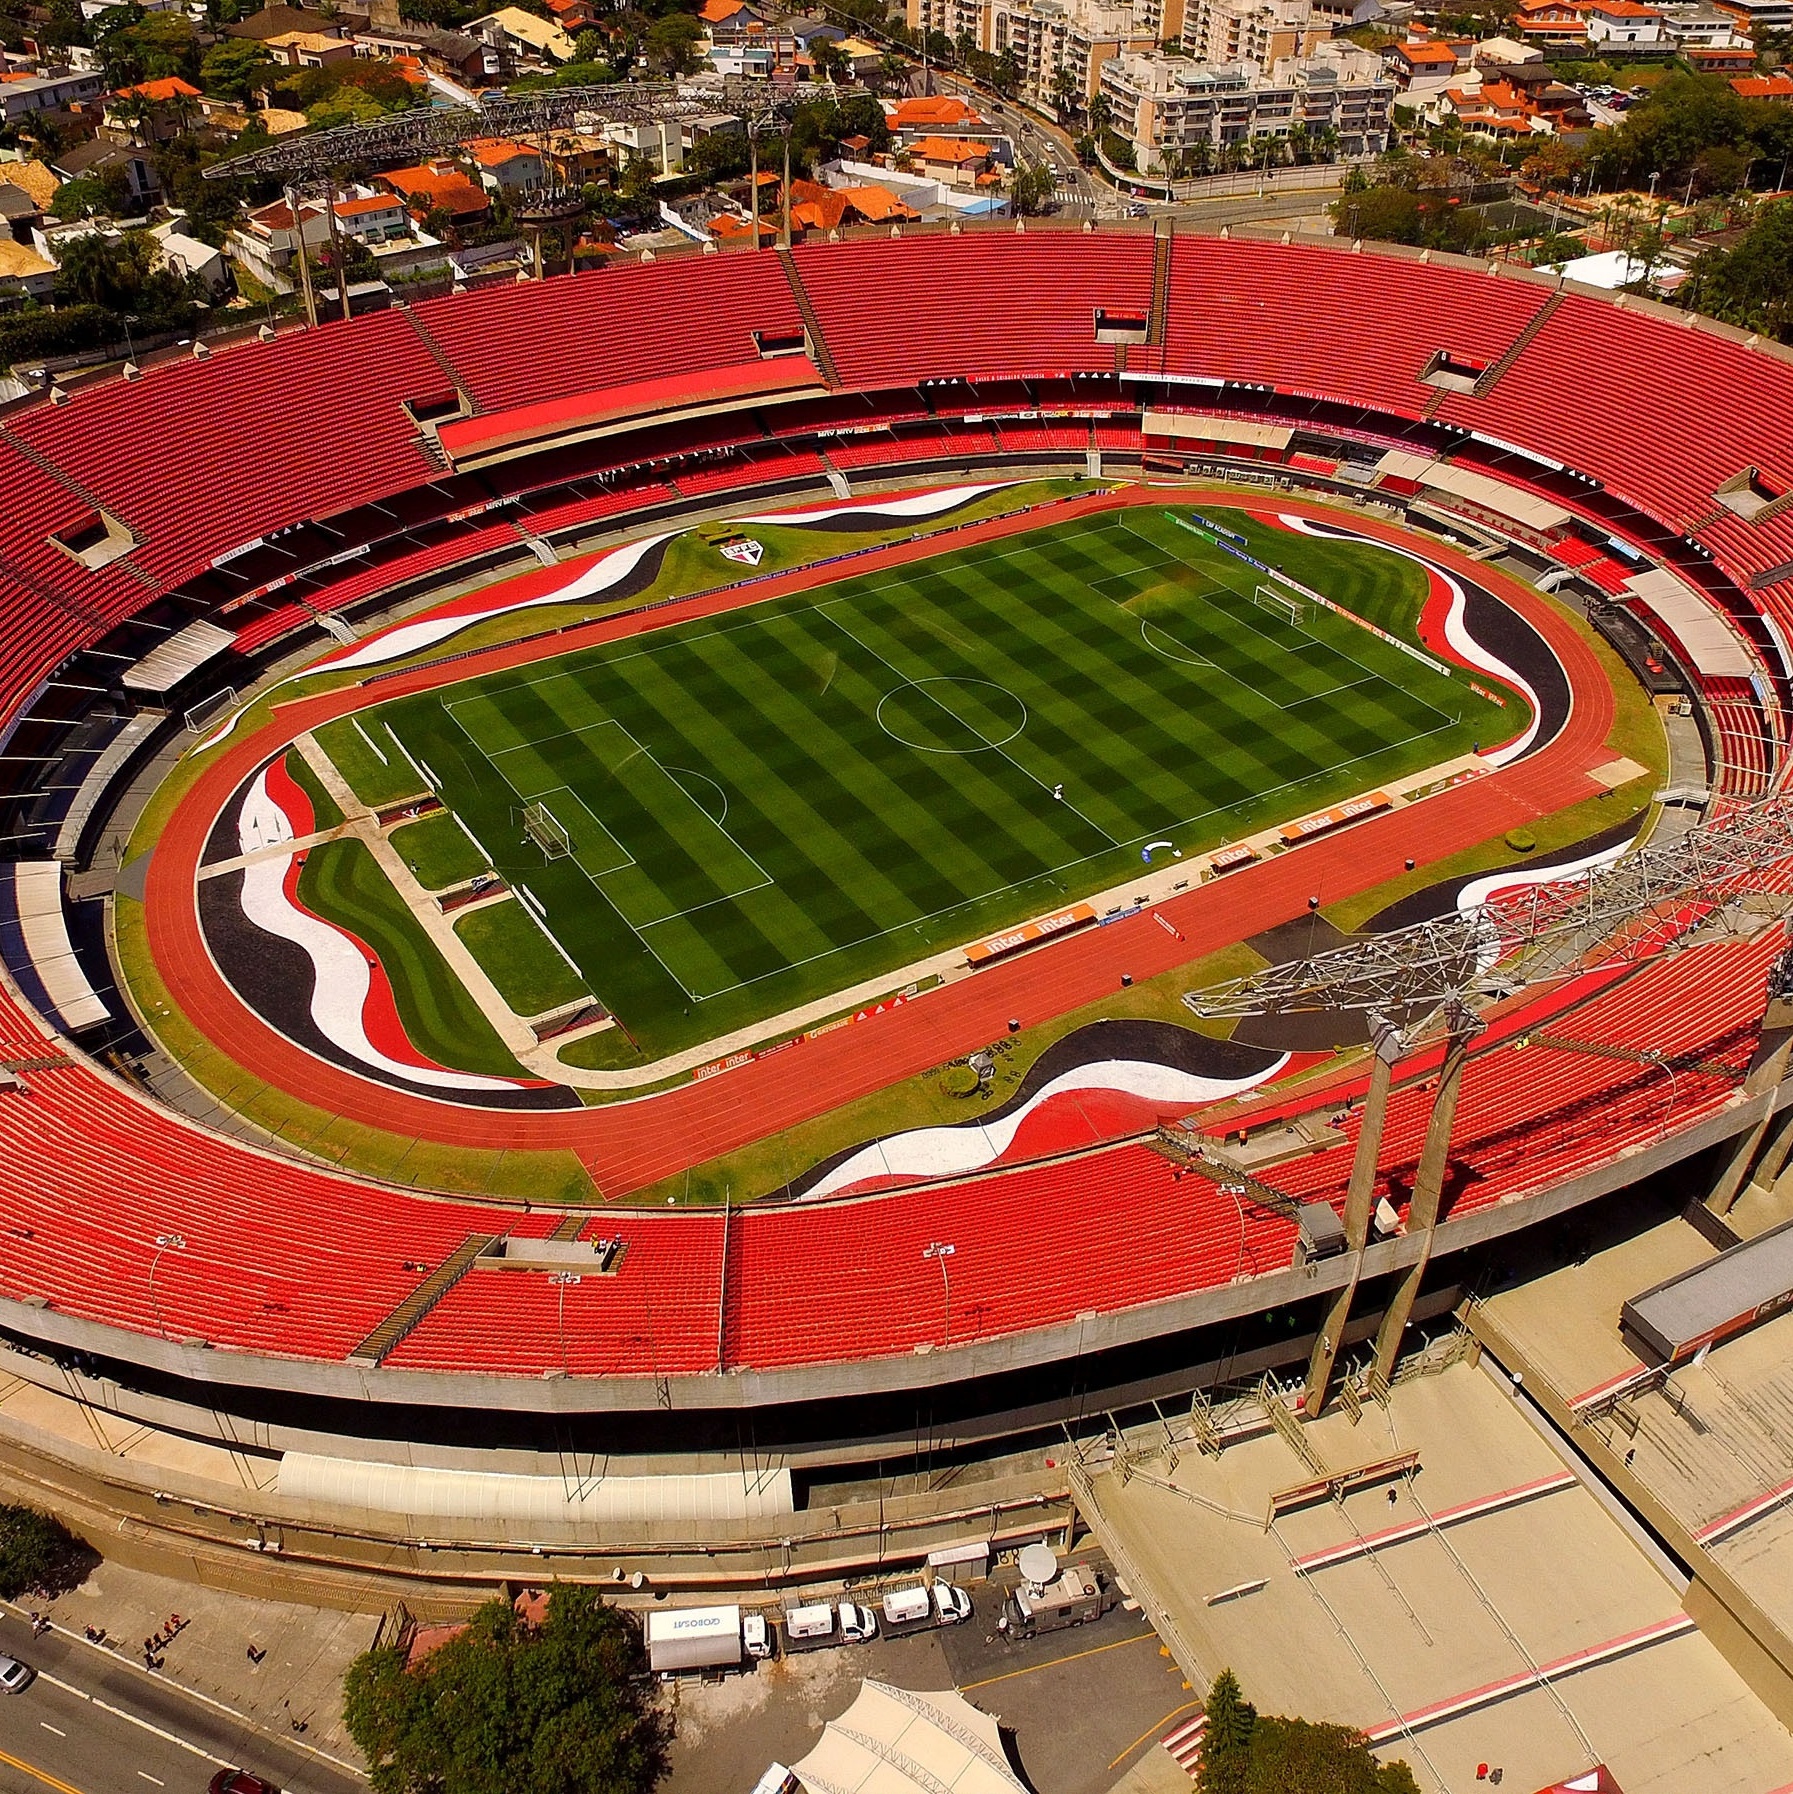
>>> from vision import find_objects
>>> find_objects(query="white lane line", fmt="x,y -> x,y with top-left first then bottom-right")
37,1722 -> 64,1737
0,1602 -> 365,1779
137,1776 -> 165,1787
37,1671 -> 230,1768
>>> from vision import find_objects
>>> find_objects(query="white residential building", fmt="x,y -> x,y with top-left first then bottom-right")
906,0 -> 1155,103
1099,40 -> 1392,172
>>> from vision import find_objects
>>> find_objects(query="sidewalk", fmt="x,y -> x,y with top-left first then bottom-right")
27,1551 -> 372,1772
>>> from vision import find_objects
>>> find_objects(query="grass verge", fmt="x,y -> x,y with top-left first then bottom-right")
455,898 -> 588,1017
391,811 -> 489,891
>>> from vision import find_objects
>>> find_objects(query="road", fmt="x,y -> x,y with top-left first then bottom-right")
0,1616 -> 360,1794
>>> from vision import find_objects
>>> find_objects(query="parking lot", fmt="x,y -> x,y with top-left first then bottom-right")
665,1569 -> 1196,1794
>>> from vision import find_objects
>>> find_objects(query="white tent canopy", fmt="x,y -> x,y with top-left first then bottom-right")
793,1682 -> 1026,1794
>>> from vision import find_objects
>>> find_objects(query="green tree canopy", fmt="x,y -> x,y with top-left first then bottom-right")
1684,196 -> 1793,341
199,39 -> 275,103
1195,1671 -> 1418,1794
644,11 -> 701,73
0,1505 -> 95,1601
344,1586 -> 669,1794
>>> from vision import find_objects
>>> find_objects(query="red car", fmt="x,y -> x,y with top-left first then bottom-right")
208,1774 -> 276,1794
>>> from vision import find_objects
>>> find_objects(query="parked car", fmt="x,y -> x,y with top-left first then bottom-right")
837,1601 -> 878,1644
208,1773 -> 276,1794
0,1656 -> 33,1694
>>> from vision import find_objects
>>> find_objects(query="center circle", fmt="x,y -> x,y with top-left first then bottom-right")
875,677 -> 1028,755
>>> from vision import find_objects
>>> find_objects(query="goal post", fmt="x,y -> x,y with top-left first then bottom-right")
184,686 -> 237,733
522,800 -> 573,861
1253,584 -> 1306,629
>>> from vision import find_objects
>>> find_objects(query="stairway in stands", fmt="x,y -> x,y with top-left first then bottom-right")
1472,289 -> 1565,398
1146,225 -> 1174,373
396,303 -> 480,414
348,1232 -> 495,1364
776,248 -> 840,387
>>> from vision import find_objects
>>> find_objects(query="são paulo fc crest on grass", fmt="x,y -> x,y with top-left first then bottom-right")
717,535 -> 765,566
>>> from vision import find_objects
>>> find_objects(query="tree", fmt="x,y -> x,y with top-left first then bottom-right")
1198,1669 -> 1255,1794
573,27 -> 606,60
199,39 -> 275,104
644,10 -> 700,73
307,84 -> 392,127
0,1506 -> 93,1602
1008,156 -> 1054,215
49,170 -> 130,220
343,1586 -> 669,1794
1241,1716 -> 1420,1794
1049,61 -> 1080,123
1683,196 -> 1793,341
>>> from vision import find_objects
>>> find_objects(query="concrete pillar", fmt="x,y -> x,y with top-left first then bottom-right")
1747,1105 -> 1793,1202
781,136 -> 793,250
749,131 -> 760,252
1303,1018 -> 1402,1417
1373,1012 -> 1477,1384
1709,1030 -> 1793,1217
288,183 -> 318,330
321,181 -> 352,324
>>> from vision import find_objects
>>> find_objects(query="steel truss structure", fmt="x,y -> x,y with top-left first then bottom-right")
1186,796 -> 1793,1025
206,79 -> 799,182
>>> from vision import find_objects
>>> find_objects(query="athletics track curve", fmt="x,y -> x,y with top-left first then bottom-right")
143,488 -> 1617,1198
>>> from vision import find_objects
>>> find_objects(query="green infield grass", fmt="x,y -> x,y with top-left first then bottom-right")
320,506 -> 1523,1061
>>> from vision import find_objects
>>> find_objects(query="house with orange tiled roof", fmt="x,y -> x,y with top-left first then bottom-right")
835,183 -> 921,223
545,0 -> 600,29
378,161 -> 493,223
333,190 -> 412,243
1579,0 -> 1666,42
902,135 -> 995,188
1731,70 -> 1793,99
887,94 -> 985,132
1443,73 -> 1554,136
466,136 -> 546,196
1385,36 -> 1463,82
1513,0 -> 1592,46
103,75 -> 201,144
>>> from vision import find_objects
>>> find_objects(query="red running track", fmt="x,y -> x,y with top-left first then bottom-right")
144,489 -> 1617,1197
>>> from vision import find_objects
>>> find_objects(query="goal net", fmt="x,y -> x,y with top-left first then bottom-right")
523,800 -> 573,861
184,686 -> 237,733
1253,585 -> 1306,629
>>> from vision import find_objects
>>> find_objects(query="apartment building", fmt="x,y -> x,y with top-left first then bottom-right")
1099,39 -> 1391,171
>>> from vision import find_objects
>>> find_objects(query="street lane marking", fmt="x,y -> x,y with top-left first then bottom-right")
36,1724 -> 64,1737
959,1628 -> 1159,1691
1,1604 -> 363,1778
0,1743 -> 86,1794
37,1672 -> 230,1769
137,1777 -> 164,1787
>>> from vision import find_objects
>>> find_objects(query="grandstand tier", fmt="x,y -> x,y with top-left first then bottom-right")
0,228 -> 1788,1417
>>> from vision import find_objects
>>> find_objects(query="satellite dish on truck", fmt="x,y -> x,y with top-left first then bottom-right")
1018,1543 -> 1058,1591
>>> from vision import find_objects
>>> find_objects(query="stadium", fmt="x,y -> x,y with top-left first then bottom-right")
2,216 -> 1793,1657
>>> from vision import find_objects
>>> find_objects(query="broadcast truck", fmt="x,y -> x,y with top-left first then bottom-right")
646,1604 -> 774,1676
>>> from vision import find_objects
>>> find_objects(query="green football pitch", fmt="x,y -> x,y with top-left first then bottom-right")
337,506 -> 1521,1056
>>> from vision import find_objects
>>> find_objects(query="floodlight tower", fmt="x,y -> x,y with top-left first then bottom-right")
1184,792 -> 1793,1416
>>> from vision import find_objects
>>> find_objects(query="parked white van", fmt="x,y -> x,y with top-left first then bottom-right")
882,1586 -> 932,1627
784,1602 -> 834,1643
837,1600 -> 879,1644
